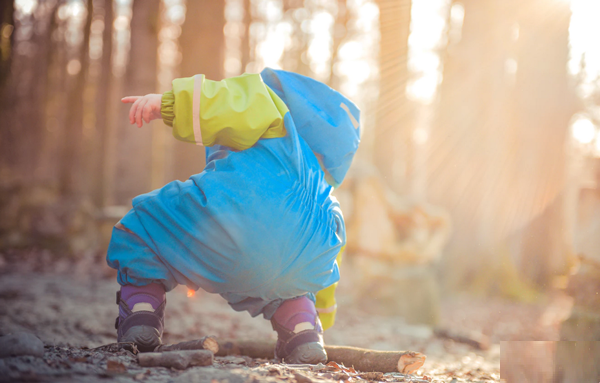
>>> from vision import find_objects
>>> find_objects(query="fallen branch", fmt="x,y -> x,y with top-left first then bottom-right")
216,339 -> 425,373
326,345 -> 425,374
138,350 -> 213,369
155,336 -> 219,354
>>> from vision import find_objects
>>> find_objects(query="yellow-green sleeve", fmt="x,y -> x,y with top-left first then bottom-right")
161,91 -> 175,127
315,245 -> 345,330
160,73 -> 287,150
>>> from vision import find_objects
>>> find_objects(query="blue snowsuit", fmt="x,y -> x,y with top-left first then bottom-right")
106,68 -> 360,319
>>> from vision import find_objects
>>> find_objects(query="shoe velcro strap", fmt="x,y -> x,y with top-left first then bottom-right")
282,330 -> 321,357
118,311 -> 163,338
271,319 -> 295,338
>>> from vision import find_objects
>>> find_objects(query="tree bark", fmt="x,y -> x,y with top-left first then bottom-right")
0,0 -> 16,178
281,0 -> 312,77
1,0 -> 57,183
240,0 -> 251,73
373,0 -> 412,193
113,0 -> 159,204
60,0 -> 94,195
514,0 -> 577,287
0,0 -> 14,90
92,0 -> 113,207
328,0 -> 350,89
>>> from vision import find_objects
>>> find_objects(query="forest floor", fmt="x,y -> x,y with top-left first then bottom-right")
0,256 -> 573,383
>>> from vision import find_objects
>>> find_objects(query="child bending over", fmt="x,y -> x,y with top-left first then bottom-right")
108,68 -> 360,363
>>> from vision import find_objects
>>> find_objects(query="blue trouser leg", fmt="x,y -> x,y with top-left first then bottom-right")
220,292 -> 316,319
107,212 -> 179,292
108,220 -> 316,318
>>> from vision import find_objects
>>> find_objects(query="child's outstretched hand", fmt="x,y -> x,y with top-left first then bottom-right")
121,94 -> 162,128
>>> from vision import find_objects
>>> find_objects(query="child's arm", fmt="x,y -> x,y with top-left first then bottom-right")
122,73 -> 288,151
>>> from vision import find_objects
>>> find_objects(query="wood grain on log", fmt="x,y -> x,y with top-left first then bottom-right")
138,350 -> 213,370
326,345 -> 425,374
155,336 -> 219,354
216,339 -> 425,373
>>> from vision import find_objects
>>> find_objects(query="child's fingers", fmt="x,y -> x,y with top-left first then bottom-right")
142,103 -> 152,124
129,97 -> 143,124
121,96 -> 141,104
136,98 -> 149,127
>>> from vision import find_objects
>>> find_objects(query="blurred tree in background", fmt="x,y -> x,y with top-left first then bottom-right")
1,0 -> 599,319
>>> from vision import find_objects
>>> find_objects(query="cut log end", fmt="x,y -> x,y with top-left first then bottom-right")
397,351 -> 426,373
201,337 -> 219,354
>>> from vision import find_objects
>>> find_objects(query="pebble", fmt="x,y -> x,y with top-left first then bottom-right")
0,332 -> 44,358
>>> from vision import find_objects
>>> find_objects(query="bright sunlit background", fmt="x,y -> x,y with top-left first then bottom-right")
3,0 -> 600,307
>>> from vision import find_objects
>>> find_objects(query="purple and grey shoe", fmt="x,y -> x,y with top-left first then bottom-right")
115,283 -> 166,352
271,296 -> 328,364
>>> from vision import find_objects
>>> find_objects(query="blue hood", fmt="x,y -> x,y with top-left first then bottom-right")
261,68 -> 361,187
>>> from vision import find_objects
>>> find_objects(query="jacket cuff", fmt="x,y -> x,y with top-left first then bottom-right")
161,91 -> 175,127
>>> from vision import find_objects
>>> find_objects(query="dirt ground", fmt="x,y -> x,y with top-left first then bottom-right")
0,257 -> 572,383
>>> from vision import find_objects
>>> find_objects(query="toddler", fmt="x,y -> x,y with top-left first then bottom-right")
108,68 -> 360,363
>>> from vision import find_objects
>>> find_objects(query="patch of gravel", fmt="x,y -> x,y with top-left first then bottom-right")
0,271 -> 504,382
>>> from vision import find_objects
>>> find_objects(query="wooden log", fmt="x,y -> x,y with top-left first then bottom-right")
216,338 -> 274,359
326,345 -> 425,374
216,339 -> 425,373
138,350 -> 213,370
155,336 -> 219,354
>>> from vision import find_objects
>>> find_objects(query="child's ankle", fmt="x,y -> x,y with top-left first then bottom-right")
120,283 -> 165,313
272,296 -> 318,333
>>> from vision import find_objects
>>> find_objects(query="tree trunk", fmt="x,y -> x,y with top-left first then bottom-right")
1,1 -> 57,184
328,0 -> 349,89
281,0 -> 312,77
0,0 -> 16,178
60,0 -> 94,195
169,0 -> 225,182
113,0 -> 159,204
0,0 -> 14,90
240,0 -> 251,73
513,0 -> 577,287
92,0 -> 113,207
373,0 -> 412,193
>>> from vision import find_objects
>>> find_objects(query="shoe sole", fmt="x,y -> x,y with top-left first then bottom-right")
284,342 -> 328,364
120,325 -> 162,352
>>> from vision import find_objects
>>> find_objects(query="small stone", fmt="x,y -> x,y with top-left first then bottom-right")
0,332 -> 44,358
